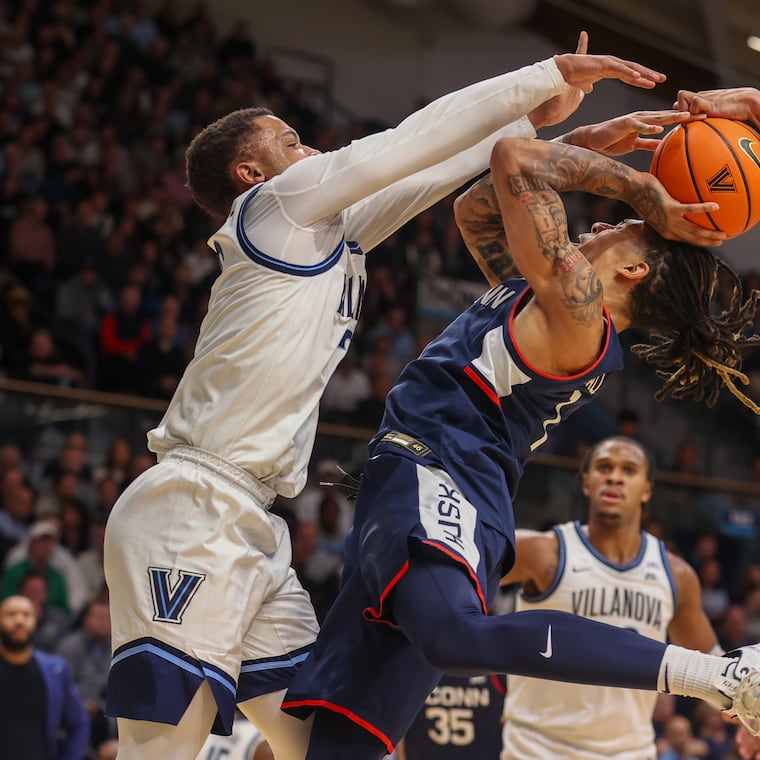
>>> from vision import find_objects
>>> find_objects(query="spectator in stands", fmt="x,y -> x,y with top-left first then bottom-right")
0,594 -> 89,760
7,196 -> 56,302
698,557 -> 732,625
93,437 -> 133,490
13,327 -> 84,387
57,598 -> 114,753
19,569 -> 72,654
55,255 -> 114,360
0,284 -> 38,375
136,311 -> 188,399
291,459 -> 354,539
658,714 -> 707,760
0,478 -> 35,546
98,283 -> 152,392
321,347 -> 372,423
2,520 -> 71,617
59,497 -> 91,556
77,514 -> 107,606
5,516 -> 89,617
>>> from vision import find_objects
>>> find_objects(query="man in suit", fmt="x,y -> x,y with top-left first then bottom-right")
0,594 -> 89,760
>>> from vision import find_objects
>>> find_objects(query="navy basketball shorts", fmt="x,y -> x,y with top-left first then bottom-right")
283,449 -> 510,753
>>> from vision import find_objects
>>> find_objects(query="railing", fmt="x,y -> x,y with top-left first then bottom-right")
2,378 -> 756,530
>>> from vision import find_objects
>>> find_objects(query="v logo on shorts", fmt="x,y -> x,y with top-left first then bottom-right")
148,567 -> 206,624
539,625 -> 553,659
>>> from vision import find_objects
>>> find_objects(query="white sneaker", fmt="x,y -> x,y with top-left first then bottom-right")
714,645 -> 760,736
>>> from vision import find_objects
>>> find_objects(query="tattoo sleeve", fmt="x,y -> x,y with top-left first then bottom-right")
456,174 -> 518,283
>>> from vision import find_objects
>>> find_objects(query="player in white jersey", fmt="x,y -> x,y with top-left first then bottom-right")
500,436 -> 721,760
103,32 -> 674,760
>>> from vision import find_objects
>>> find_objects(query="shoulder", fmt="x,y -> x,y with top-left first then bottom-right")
33,649 -> 71,674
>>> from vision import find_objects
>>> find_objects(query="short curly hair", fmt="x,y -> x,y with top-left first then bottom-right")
185,107 -> 273,217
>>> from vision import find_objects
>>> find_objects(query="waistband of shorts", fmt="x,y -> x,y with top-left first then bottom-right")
163,446 -> 276,508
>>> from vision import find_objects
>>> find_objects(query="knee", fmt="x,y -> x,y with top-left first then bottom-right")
411,616 -> 487,677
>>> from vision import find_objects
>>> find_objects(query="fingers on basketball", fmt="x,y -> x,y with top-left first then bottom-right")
650,117 -> 760,239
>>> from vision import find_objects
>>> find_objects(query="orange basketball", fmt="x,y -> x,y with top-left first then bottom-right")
650,117 -> 760,239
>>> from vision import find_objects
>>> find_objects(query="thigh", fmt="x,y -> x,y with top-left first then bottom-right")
238,564 -> 319,702
116,681 -> 217,760
238,689 -> 313,760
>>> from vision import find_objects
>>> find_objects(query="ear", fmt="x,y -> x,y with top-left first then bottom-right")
616,260 -> 650,281
641,481 -> 653,506
581,472 -> 589,497
233,160 -> 266,188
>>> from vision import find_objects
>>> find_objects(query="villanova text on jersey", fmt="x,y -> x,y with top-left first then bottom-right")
571,586 -> 665,632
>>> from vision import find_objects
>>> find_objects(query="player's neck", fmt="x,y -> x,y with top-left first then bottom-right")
586,522 -> 642,565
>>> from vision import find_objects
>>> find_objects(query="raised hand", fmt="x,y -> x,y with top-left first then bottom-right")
553,31 -> 666,94
636,173 -> 726,247
564,110 -> 706,156
532,32 -> 667,129
673,88 -> 760,130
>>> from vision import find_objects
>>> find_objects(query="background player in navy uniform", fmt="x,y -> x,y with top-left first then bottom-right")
500,436 -> 721,760
397,673 -> 506,760
104,32 -> 675,760
282,99 -> 760,757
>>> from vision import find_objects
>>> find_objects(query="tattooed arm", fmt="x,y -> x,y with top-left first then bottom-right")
486,137 -> 722,374
453,174 -> 516,287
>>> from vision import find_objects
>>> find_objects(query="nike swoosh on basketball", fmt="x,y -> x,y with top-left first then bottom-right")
739,137 -> 760,170
540,625 -> 553,658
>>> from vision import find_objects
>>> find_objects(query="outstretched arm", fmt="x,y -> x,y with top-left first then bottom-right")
673,87 -> 760,130
454,109 -> 713,286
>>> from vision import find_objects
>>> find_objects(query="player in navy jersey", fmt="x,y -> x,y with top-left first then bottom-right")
283,115 -> 760,758
398,673 -> 506,759
501,436 -> 721,760
105,32 -> 684,760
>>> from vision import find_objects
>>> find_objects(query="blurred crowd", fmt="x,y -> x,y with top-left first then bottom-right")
0,0 -> 759,758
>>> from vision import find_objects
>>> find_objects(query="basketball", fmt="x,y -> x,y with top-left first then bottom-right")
650,117 -> 760,238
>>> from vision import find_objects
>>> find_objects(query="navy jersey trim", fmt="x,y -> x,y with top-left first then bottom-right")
420,539 -> 488,614
573,521 -> 647,571
507,286 -> 614,381
659,540 -> 678,610
235,185 -> 345,276
520,525 -> 566,602
464,364 -> 500,406
280,698 -> 394,754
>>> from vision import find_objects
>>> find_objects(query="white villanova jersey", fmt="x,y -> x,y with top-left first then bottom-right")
502,521 -> 676,760
145,59 -> 565,497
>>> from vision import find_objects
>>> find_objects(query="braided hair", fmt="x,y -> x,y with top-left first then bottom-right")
628,226 -> 760,413
186,107 -> 274,218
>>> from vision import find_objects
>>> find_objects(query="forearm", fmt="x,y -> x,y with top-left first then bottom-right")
347,116 -> 536,254
454,173 -> 518,286
273,60 -> 565,226
494,137 -> 659,217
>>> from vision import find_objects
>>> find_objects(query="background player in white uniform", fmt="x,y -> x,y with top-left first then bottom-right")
500,436 -> 720,760
103,33 -> 671,760
196,714 -> 273,760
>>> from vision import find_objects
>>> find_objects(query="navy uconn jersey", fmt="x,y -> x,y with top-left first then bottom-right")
376,280 -> 625,537
403,674 -> 506,759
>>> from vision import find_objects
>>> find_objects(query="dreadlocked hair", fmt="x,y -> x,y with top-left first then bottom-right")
628,226 -> 760,413
185,107 -> 273,218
